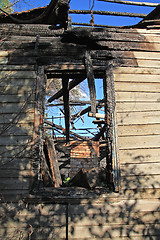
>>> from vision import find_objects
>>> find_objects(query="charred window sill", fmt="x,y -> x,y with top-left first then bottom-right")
24,187 -> 118,204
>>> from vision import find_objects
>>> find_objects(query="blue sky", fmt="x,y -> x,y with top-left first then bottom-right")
13,0 -> 159,137
15,0 -> 158,27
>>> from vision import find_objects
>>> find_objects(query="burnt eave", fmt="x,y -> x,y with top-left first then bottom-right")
0,0 -> 69,27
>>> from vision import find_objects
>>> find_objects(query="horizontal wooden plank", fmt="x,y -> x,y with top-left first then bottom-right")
0,79 -> 36,86
121,162 -> 160,176
69,199 -> 160,214
0,124 -> 33,136
114,73 -> 160,82
117,111 -> 160,125
116,58 -> 160,68
0,178 -> 30,190
132,51 -> 160,59
0,70 -> 36,79
0,135 -> 33,146
0,145 -> 32,158
68,223 -> 160,238
0,23 -> 64,36
93,50 -> 160,61
114,67 -> 160,75
118,124 -> 160,137
116,102 -> 160,112
69,210 -> 160,226
0,113 -> 34,124
98,40 -> 160,51
0,94 -> 34,103
116,92 -> 160,102
0,64 -> 35,71
0,226 -> 66,239
118,135 -> 160,149
119,148 -> 160,164
0,169 -> 31,178
0,51 -> 8,57
136,59 -> 160,68
0,158 -> 30,169
0,86 -> 33,95
0,202 -> 65,215
121,175 -> 160,190
0,57 -> 8,64
0,105 -> 34,114
120,189 -> 160,200
115,80 -> 160,93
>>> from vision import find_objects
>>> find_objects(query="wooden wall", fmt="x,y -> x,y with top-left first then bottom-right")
113,29 -> 160,192
0,24 -> 160,239
0,63 -> 36,201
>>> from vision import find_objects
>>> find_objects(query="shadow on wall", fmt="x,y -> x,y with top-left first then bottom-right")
0,166 -> 160,239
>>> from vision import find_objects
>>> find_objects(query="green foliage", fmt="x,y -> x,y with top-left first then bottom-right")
63,177 -> 72,186
0,0 -> 13,13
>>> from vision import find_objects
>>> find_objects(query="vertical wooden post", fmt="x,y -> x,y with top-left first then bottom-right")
103,61 -> 115,190
62,76 -> 70,143
85,50 -> 97,116
33,66 -> 46,185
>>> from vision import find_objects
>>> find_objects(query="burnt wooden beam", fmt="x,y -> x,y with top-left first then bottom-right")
44,120 -> 87,140
45,137 -> 62,187
92,125 -> 106,141
48,77 -> 85,103
97,0 -> 158,7
69,9 -> 146,18
62,76 -> 70,142
71,98 -> 104,121
46,100 -> 91,107
103,61 -> 115,190
85,50 -> 96,116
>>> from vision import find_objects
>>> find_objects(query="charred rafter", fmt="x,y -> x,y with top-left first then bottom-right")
85,50 -> 97,116
62,76 -> 70,142
48,77 -> 86,103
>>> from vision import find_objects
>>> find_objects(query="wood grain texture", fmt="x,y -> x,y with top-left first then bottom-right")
119,148 -> 160,164
117,111 -> 160,125
118,135 -> 160,149
116,92 -> 160,102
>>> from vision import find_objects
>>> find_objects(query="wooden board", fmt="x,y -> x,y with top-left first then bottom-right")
0,113 -> 34,124
0,124 -> 33,136
0,169 -> 31,178
69,199 -> 160,214
118,124 -> 160,136
0,86 -> 33,95
0,158 -> 30,169
0,64 -> 34,71
67,223 -> 160,238
0,71 -> 36,79
120,162 -> 160,176
114,73 -> 160,82
121,175 -> 160,190
115,82 -> 160,93
0,135 -> 33,146
114,67 -> 160,75
116,102 -> 160,112
117,111 -> 160,125
119,148 -> 160,164
0,79 -> 36,87
0,178 -> 30,190
115,92 -> 160,102
0,104 -> 34,114
118,135 -> 160,149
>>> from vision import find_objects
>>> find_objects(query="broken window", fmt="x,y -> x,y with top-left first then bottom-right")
41,64 -> 120,192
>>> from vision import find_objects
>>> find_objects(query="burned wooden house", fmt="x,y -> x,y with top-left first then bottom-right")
0,0 -> 160,239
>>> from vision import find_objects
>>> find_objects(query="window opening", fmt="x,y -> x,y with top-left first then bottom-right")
43,73 -> 118,192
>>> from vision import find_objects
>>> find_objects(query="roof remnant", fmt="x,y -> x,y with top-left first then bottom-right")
0,0 -> 69,28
